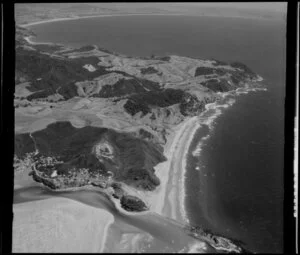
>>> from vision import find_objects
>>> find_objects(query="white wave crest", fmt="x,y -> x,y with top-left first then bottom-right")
192,134 -> 211,157
181,83 -> 266,223
191,98 -> 237,157
201,98 -> 237,130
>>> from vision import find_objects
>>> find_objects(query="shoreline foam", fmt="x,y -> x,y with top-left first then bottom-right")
178,82 -> 267,224
192,84 -> 267,158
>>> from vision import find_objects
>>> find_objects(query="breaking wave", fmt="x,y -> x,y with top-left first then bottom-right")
179,82 -> 267,223
192,84 -> 267,158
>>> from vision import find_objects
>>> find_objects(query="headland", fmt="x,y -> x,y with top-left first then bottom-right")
14,23 -> 264,253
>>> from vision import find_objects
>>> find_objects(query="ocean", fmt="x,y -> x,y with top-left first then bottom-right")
30,15 -> 286,253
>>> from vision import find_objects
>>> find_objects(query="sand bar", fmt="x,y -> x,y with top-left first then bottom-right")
13,197 -> 114,253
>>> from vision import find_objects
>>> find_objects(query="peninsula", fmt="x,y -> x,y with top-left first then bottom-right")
14,24 -> 262,253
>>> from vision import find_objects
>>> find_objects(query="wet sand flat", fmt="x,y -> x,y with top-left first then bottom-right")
12,197 -> 114,253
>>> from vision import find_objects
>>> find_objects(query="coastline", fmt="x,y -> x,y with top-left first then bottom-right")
18,12 -> 278,29
139,116 -> 200,223
12,9 -> 281,252
154,80 -> 266,223
162,116 -> 200,223
23,35 -> 60,46
19,13 -> 185,28
18,27 -> 265,225
15,22 -> 267,253
18,28 -> 204,223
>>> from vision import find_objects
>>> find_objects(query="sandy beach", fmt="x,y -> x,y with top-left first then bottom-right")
135,116 -> 200,223
164,117 -> 201,223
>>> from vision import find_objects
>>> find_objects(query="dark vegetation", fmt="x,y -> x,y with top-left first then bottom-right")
111,182 -> 124,199
14,121 -> 166,191
60,45 -> 95,54
123,88 -> 207,117
201,79 -> 233,92
229,70 -> 254,85
194,67 -> 215,76
214,68 -> 227,76
15,27 -> 257,106
230,74 -> 240,86
33,44 -> 64,54
140,66 -> 159,75
106,129 -> 165,190
15,45 -> 163,101
97,78 -> 161,98
123,99 -> 151,116
14,133 -> 36,156
120,195 -> 148,211
31,171 -> 58,189
15,47 -> 110,100
195,67 -> 227,77
124,88 -> 185,116
139,128 -> 155,141
179,94 -> 205,116
230,62 -> 256,78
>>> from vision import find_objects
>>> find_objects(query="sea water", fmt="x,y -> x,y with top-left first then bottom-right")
30,15 -> 286,253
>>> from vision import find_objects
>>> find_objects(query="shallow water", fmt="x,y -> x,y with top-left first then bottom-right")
14,186 -> 215,253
